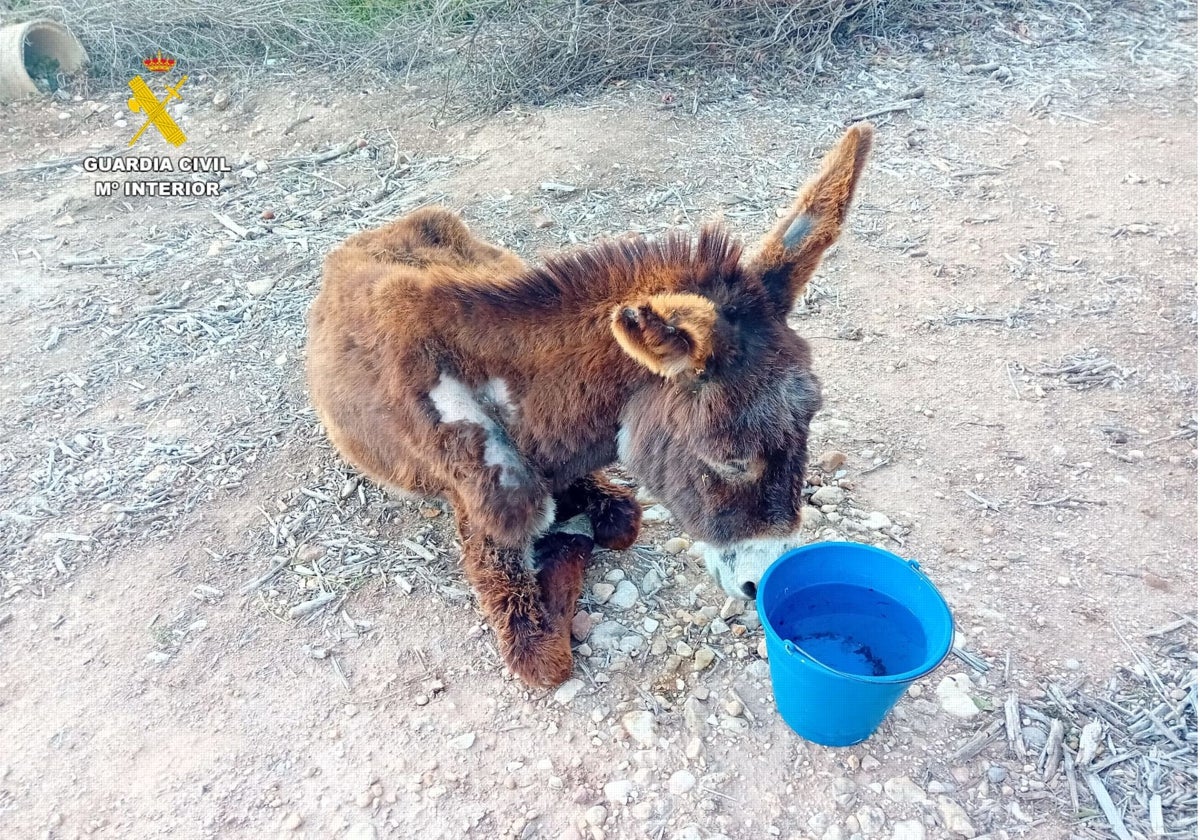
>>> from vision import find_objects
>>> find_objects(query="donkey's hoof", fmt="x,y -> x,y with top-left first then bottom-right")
591,493 -> 642,551
503,629 -> 575,688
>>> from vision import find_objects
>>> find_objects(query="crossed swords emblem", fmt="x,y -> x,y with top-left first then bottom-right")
127,74 -> 189,147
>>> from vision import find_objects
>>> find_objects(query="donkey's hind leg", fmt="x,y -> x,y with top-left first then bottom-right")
554,472 -> 642,551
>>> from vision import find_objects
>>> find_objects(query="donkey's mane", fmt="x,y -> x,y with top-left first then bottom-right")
451,223 -> 745,312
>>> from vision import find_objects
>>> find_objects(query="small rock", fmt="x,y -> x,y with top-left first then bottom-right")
604,780 -> 633,804
856,805 -> 886,836
675,641 -> 694,657
605,569 -> 626,582
1065,658 -> 1081,671
451,732 -> 476,750
683,697 -> 707,733
1022,725 -> 1048,750
719,598 -> 745,619
584,805 -> 608,827
724,698 -> 744,717
572,612 -> 594,641
592,583 -> 616,604
668,770 -> 697,795
533,214 -> 557,229
986,766 -> 1007,784
860,755 -> 881,772
610,580 -> 639,609
621,711 -> 656,747
801,506 -> 827,529
641,569 -> 663,595
862,511 -> 892,531
663,537 -> 691,555
692,646 -> 716,671
884,776 -> 927,804
821,826 -> 845,840
936,797 -> 976,838
144,651 -> 171,665
832,777 -> 857,808
555,679 -> 585,705
414,694 -> 429,706
244,277 -> 276,297
810,486 -> 846,506
685,737 -> 703,760
212,90 -> 231,110
719,717 -> 750,734
756,638 -> 768,659
817,450 -> 848,472
936,674 -> 980,719
344,823 -> 377,840
709,618 -> 730,635
591,621 -> 626,651
641,504 -> 673,522
282,813 -> 303,830
892,819 -> 925,840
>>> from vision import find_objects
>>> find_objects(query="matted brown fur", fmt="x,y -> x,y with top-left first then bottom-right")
306,124 -> 874,687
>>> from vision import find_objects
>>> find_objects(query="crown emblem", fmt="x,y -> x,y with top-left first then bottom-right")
142,51 -> 176,73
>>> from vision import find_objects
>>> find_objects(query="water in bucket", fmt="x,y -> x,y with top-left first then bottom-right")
757,542 -> 954,747
771,583 -> 927,678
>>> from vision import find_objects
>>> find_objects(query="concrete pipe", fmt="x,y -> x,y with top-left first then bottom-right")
0,19 -> 89,103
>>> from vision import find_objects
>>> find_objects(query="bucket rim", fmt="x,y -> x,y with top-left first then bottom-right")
756,540 -> 955,685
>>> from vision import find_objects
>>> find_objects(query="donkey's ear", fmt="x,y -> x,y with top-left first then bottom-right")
611,293 -> 717,378
747,123 -> 874,312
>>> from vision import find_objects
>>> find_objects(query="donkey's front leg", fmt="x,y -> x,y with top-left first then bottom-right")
457,514 -> 592,687
554,472 -> 642,551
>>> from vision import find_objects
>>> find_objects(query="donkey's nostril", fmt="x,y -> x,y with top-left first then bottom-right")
740,581 -> 758,600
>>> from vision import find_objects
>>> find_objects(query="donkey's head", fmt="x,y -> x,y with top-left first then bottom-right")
612,124 -> 874,600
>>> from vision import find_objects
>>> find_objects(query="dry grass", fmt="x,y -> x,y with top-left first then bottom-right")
16,0 -> 1017,113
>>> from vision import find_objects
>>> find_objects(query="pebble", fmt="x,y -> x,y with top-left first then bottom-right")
610,580 -> 639,609
1065,658 -> 1081,671
821,825 -> 845,840
817,451 -> 848,472
590,621 -> 626,651
986,766 -> 1007,784
810,486 -> 846,506
675,641 -> 694,657
720,717 -> 750,734
856,805 -> 886,836
884,776 -> 927,804
245,277 -> 276,297
936,674 -> 980,718
862,511 -> 892,531
719,598 -> 744,619
344,823 -> 377,840
685,737 -> 703,760
756,638 -> 768,659
212,90 -> 231,110
832,777 -> 857,808
641,569 -> 663,594
709,618 -> 730,635
936,797 -> 976,838
642,504 -> 673,522
584,805 -> 608,827
668,770 -> 697,795
684,697 -> 707,733
451,732 -> 476,750
692,646 -> 716,671
604,780 -> 633,804
663,537 -> 691,555
860,755 -> 881,771
643,618 -> 660,633
282,813 -> 303,830
555,679 -> 585,705
621,711 -> 656,747
144,651 -> 171,665
892,819 -> 926,840
801,506 -> 827,529
592,583 -> 616,604
605,569 -> 626,582
572,612 -> 594,641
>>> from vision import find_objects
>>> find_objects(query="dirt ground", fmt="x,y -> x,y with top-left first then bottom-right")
0,8 -> 1196,840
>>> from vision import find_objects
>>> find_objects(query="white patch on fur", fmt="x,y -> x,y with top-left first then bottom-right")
534,496 -> 557,537
616,424 -> 632,462
479,378 -> 515,416
430,373 -> 525,487
694,532 -> 807,601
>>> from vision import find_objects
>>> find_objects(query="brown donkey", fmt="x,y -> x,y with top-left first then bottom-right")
306,124 -> 874,687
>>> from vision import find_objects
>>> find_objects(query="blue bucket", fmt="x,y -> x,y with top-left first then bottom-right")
756,541 -> 954,747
